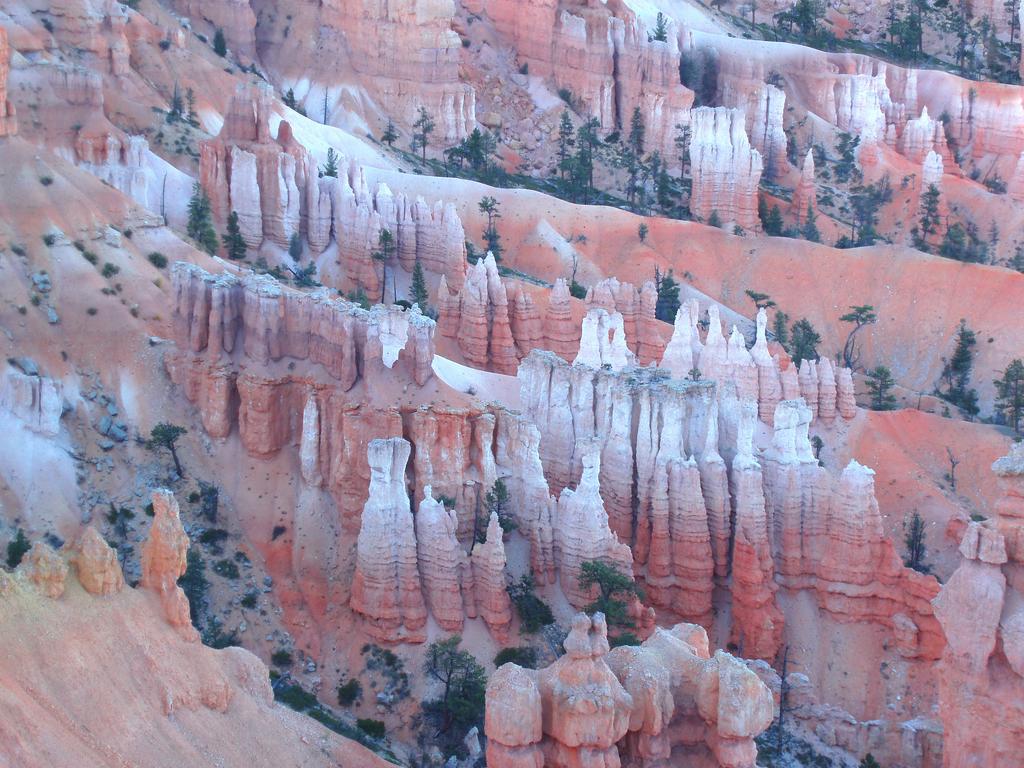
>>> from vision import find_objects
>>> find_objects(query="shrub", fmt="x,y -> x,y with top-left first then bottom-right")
39,176 -> 53,186
82,250 -> 99,265
569,280 -> 587,299
271,525 -> 287,540
86,307 -> 98,316
147,252 -> 168,269
197,527 -> 229,553
10,244 -> 25,256
6,529 -> 30,568
274,681 -> 318,711
158,39 -> 171,51
271,649 -> 293,667
337,677 -> 362,707
213,558 -> 240,579
240,590 -> 258,609
507,575 -> 555,633
101,262 -> 120,278
494,646 -> 538,669
357,719 -> 386,739
42,234 -> 57,247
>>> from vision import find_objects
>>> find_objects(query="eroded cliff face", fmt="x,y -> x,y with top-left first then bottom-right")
200,85 -> 468,295
934,444 -> 1024,767
249,0 -> 473,140
485,612 -> 773,768
0,28 -> 17,138
0,490 -> 391,768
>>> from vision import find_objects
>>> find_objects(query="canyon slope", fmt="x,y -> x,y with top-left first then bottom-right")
0,1 -> 1023,767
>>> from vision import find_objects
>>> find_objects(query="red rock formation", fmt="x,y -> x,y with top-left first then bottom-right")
636,282 -> 665,364
554,443 -> 634,608
71,527 -> 124,596
506,283 -> 544,359
0,28 -> 17,138
750,308 -> 783,425
471,511 -> 513,643
993,441 -> 1024,562
141,490 -> 198,641
349,438 -> 427,643
791,149 -> 816,225
690,107 -> 764,232
899,107 -> 957,170
486,614 -> 774,768
200,84 -> 302,248
168,0 -> 257,61
934,506 -> 1023,765
729,403 -> 784,660
543,278 -> 580,361
255,0 -> 473,141
717,56 -> 789,178
415,489 -> 473,632
836,366 -> 857,419
442,254 -> 519,374
17,542 -> 68,599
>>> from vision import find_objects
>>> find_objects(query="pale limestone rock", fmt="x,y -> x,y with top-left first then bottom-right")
350,438 -> 427,643
689,107 -> 763,232
472,512 -> 513,643
574,308 -> 633,371
415,488 -> 470,632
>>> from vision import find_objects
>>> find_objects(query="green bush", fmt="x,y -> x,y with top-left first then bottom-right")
357,718 -> 386,739
6,529 -> 30,568
494,646 -> 537,669
147,252 -> 168,269
101,262 -> 120,279
42,234 -> 57,247
240,590 -> 258,609
507,575 -> 555,633
274,681 -> 318,711
271,649 -> 293,667
212,558 -> 239,579
337,677 -> 362,707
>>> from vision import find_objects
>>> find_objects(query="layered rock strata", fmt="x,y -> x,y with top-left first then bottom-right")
485,613 -> 773,768
350,438 -> 428,643
141,490 -> 198,641
0,28 -> 17,138
437,253 -> 519,373
689,107 -> 764,232
200,86 -> 466,292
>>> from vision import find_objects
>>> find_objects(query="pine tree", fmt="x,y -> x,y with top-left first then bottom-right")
168,82 -> 184,123
221,211 -> 247,260
381,118 -> 398,147
372,229 -> 395,304
410,258 -> 429,309
941,319 -> 980,417
839,304 -> 877,369
288,231 -> 303,261
412,106 -> 436,161
185,88 -> 198,127
628,106 -> 646,158
802,203 -> 821,242
321,147 -> 339,178
187,183 -> 219,255
283,88 -> 298,110
479,196 -> 502,261
556,110 -> 575,179
764,205 -> 784,235
213,28 -> 227,57
773,310 -> 790,349
708,210 -> 722,228
903,511 -> 930,574
919,184 -> 942,247
789,318 -> 821,365
866,365 -> 897,410
651,12 -> 669,42
656,161 -> 674,212
638,223 -> 649,243
994,358 -> 1024,435
654,267 -> 681,322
